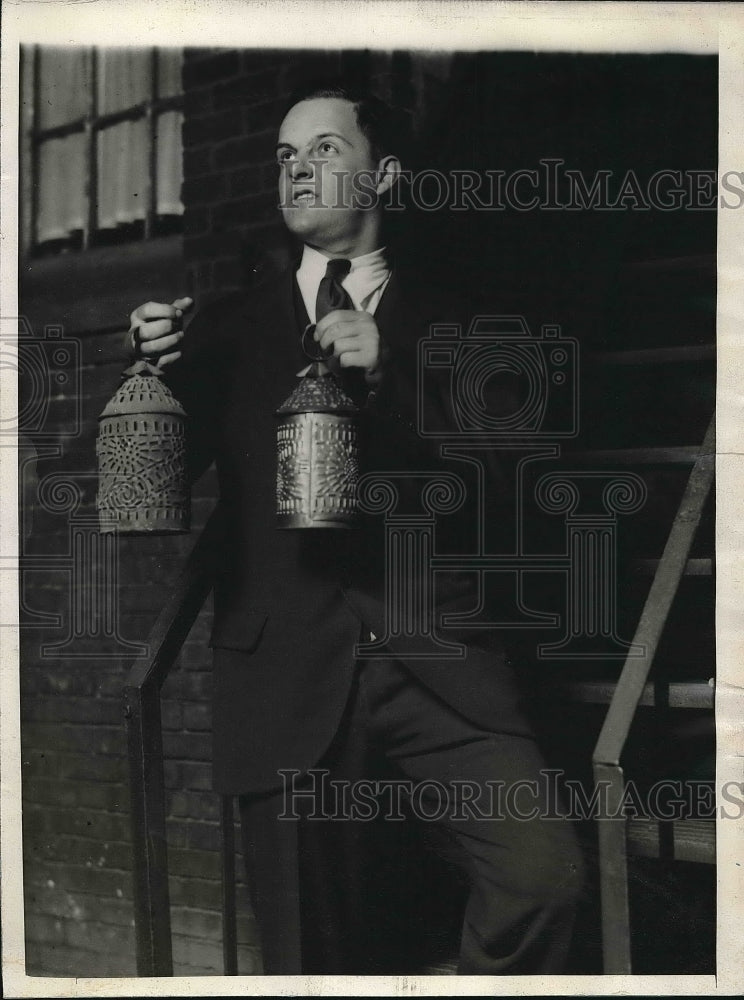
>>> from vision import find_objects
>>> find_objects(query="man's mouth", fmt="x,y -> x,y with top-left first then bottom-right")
292,188 -> 316,204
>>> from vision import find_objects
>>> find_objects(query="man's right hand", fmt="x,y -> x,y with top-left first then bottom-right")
128,296 -> 194,367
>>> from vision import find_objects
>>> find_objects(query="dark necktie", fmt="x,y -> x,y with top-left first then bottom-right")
315,258 -> 354,321
314,257 -> 369,405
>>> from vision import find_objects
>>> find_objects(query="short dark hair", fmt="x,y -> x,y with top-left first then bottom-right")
285,80 -> 411,164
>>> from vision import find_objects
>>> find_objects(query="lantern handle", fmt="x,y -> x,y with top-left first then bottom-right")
301,323 -> 335,364
123,358 -> 166,378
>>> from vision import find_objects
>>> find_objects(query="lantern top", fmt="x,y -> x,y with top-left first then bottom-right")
276,362 -> 359,416
99,361 -> 186,419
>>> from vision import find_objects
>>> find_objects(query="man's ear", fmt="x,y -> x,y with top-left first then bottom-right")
375,155 -> 402,196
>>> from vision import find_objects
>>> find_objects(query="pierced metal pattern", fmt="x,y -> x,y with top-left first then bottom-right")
275,364 -> 360,529
97,369 -> 190,534
276,413 -> 359,528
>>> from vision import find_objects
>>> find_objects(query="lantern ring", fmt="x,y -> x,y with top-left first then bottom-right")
301,323 -> 334,364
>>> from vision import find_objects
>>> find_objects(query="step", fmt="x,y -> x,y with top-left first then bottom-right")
587,344 -> 715,367
565,446 -> 701,465
551,680 -> 714,710
631,558 -> 712,577
627,818 -> 715,865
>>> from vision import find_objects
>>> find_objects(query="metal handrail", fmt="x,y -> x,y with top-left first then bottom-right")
591,414 -> 715,974
123,503 -> 225,976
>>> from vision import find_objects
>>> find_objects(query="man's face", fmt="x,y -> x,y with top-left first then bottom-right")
276,98 -> 381,251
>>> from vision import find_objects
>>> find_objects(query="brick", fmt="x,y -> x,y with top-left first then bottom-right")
183,51 -> 240,90
24,803 -> 132,842
212,130 -> 275,171
25,860 -> 132,899
182,173 -> 229,207
25,939 -> 136,977
172,933 -> 222,972
167,818 -> 220,853
21,750 -> 127,784
239,50 -> 285,76
183,85 -> 214,117
21,695 -> 123,726
162,730 -> 212,762
183,109 -> 244,150
184,206 -> 211,237
213,71 -> 281,111
65,917 -> 135,954
172,759 -> 212,790
166,671 -> 212,703
171,790 -> 219,824
22,722 -> 126,757
243,98 -> 287,135
227,162 -> 266,199
25,833 -> 132,871
24,883 -> 133,927
170,906 -> 221,939
184,230 -> 242,260
23,778 -> 128,814
24,911 -> 67,947
169,874 -> 222,910
211,193 -> 277,231
168,843 -> 220,878
161,699 -> 184,731
183,701 -> 211,732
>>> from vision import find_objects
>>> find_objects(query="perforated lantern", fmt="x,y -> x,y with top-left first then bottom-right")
275,362 -> 360,528
96,360 -> 190,534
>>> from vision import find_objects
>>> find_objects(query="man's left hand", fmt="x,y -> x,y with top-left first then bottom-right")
314,310 -> 385,379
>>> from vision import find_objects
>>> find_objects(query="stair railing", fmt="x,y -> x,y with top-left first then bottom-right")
123,504 -> 227,976
592,415 -> 715,974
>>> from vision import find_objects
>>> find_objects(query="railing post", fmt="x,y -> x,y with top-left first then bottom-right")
220,795 -> 238,975
124,682 -> 173,976
594,761 -> 631,974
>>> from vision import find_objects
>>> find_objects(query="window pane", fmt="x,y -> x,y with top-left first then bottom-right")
97,48 -> 151,115
157,49 -> 182,99
37,134 -> 86,242
156,110 -> 184,216
97,119 -> 148,229
38,47 -> 91,129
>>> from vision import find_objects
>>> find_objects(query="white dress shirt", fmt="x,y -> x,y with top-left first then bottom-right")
296,245 -> 391,324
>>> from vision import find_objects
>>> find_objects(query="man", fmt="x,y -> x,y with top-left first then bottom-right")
127,83 -> 583,974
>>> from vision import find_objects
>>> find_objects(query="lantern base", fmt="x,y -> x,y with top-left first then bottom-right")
277,513 -> 357,530
98,508 -> 190,535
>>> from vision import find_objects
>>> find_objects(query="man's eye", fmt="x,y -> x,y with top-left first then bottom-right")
277,150 -> 294,164
318,142 -> 338,154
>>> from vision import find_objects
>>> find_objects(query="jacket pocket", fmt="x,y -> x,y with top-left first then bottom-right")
209,612 -> 269,653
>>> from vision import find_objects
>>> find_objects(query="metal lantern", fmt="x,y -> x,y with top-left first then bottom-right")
275,361 -> 360,528
96,360 -> 190,534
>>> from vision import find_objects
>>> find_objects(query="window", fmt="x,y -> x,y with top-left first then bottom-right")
22,46 -> 184,255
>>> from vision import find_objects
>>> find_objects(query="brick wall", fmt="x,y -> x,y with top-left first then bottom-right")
18,234 -> 263,975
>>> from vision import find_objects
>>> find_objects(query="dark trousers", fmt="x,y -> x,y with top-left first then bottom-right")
239,655 -> 584,974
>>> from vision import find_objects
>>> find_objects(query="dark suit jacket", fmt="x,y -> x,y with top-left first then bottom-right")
163,256 -> 533,793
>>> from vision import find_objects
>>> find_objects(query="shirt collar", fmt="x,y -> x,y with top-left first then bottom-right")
296,244 -> 391,316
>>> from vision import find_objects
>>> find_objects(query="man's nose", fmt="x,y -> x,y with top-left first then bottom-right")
289,153 -> 314,181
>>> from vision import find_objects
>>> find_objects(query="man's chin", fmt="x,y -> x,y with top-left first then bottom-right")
281,209 -> 336,244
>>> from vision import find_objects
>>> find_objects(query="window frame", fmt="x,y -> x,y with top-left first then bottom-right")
28,45 -> 184,254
